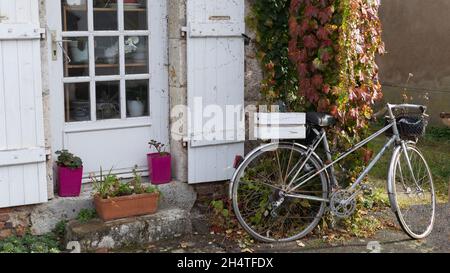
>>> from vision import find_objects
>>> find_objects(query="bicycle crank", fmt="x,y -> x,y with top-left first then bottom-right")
330,190 -> 357,218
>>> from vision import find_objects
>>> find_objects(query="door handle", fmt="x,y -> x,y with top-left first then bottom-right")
51,30 -> 72,63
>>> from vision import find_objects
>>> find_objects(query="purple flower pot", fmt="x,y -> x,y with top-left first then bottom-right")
58,166 -> 83,197
147,153 -> 171,185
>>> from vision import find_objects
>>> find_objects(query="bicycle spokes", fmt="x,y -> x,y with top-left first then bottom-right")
233,144 -> 328,242
392,145 -> 435,238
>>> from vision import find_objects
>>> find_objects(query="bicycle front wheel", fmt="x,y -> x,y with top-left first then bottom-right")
231,142 -> 329,243
388,143 -> 436,239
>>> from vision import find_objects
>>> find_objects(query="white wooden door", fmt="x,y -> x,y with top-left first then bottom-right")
187,0 -> 245,184
47,0 -> 169,180
0,0 -> 48,207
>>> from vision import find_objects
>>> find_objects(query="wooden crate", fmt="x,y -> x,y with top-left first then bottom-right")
254,113 -> 306,140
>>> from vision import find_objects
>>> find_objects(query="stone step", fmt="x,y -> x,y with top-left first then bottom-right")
65,208 -> 192,252
30,181 -> 196,235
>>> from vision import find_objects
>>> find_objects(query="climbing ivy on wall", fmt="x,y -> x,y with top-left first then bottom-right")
250,0 -> 385,157
247,0 -> 301,110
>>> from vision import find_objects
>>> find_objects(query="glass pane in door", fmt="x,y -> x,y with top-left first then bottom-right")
124,0 -> 148,30
64,82 -> 91,122
95,37 -> 120,75
64,37 -> 89,77
126,80 -> 149,117
61,0 -> 88,31
96,81 -> 120,120
94,0 -> 118,30
124,36 -> 148,74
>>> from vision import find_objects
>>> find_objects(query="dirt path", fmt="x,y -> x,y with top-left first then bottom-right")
117,204 -> 449,253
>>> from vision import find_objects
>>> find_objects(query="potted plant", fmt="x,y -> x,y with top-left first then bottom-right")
147,140 -> 171,185
55,150 -> 83,197
92,168 -> 160,221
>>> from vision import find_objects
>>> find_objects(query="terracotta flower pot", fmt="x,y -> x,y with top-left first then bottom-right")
94,193 -> 159,221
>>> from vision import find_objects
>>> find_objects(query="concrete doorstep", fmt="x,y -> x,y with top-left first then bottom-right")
26,181 -> 198,252
65,208 -> 192,252
29,181 -> 197,236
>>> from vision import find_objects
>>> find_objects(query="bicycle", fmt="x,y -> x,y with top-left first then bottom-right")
230,103 -> 435,242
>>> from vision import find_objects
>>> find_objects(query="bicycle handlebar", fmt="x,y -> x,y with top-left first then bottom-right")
372,103 -> 427,121
387,103 -> 427,113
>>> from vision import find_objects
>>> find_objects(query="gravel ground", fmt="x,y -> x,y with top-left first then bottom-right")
115,203 -> 449,253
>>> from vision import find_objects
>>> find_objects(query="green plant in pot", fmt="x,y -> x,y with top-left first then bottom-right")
55,150 -> 83,197
92,167 -> 160,221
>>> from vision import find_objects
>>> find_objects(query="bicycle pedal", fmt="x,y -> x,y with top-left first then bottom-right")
361,185 -> 373,195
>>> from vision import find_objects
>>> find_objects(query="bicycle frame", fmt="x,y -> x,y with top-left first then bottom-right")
285,104 -> 420,203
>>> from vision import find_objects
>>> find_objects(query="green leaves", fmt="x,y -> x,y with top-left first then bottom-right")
251,0 -> 299,109
0,233 -> 61,253
55,150 -> 83,169
76,208 -> 97,223
252,0 -> 385,183
91,167 -> 160,199
148,139 -> 168,156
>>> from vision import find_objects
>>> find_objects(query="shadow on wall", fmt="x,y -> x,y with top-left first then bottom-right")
378,0 -> 450,126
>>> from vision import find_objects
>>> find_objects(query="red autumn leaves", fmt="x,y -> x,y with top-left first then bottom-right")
288,0 -> 338,113
288,0 -> 385,131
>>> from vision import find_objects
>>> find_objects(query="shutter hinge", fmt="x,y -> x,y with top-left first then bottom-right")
181,26 -> 188,38
39,28 -> 46,40
182,137 -> 190,148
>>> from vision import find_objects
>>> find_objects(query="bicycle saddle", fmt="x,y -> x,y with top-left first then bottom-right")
306,112 -> 336,127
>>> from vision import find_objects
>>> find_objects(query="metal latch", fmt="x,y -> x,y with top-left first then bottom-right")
242,33 -> 251,46
51,30 -> 72,62
39,28 -> 46,39
181,26 -> 188,38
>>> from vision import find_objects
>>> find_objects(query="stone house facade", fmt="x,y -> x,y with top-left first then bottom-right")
2,0 -> 447,240
0,0 -> 262,238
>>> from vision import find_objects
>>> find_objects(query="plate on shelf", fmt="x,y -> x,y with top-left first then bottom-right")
124,3 -> 142,10
109,3 -> 143,10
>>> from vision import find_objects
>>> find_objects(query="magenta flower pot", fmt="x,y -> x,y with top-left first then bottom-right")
147,153 -> 171,185
58,166 -> 83,197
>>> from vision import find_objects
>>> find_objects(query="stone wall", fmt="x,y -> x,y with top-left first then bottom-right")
378,0 -> 450,125
39,0 -> 54,198
168,0 -> 188,182
0,207 -> 31,239
244,0 -> 263,107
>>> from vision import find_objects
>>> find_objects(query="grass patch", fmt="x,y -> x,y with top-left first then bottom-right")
76,208 -> 97,223
368,126 -> 449,201
0,233 -> 62,253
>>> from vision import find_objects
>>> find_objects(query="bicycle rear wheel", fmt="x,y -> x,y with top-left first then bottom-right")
231,142 -> 329,242
388,143 -> 435,239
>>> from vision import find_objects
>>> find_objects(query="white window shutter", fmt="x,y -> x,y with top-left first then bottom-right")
186,0 -> 245,183
0,0 -> 48,207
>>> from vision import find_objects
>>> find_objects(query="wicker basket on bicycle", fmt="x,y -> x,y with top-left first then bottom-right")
385,108 -> 428,141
